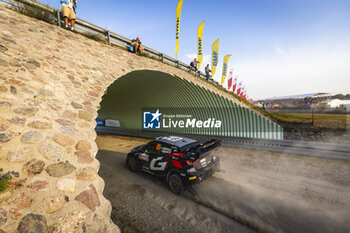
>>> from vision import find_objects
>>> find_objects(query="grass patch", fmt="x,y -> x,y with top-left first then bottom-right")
84,32 -> 108,44
270,112 -> 349,128
111,43 -> 128,51
11,0 -> 56,24
270,113 -> 312,123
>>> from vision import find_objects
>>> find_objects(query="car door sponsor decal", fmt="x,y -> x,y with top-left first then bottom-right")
138,153 -> 149,162
200,158 -> 207,167
161,136 -> 183,142
150,157 -> 167,171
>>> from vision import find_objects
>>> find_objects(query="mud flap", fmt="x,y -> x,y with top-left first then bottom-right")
186,185 -> 198,196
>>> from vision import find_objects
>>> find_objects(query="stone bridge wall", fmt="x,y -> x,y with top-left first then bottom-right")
0,5 -> 250,232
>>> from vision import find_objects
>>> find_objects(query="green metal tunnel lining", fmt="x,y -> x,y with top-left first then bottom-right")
98,70 -> 283,139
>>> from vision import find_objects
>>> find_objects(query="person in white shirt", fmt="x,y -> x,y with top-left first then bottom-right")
60,0 -> 77,30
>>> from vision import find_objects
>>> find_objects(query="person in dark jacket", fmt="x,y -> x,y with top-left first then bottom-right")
190,58 -> 198,72
205,64 -> 211,80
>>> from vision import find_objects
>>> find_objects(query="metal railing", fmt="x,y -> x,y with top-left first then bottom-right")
0,0 -> 218,84
95,126 -> 350,161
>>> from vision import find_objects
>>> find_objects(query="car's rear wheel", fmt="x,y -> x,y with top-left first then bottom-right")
168,173 -> 184,195
127,156 -> 140,172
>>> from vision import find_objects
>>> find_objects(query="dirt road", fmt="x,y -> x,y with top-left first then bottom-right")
97,150 -> 256,233
96,135 -> 350,233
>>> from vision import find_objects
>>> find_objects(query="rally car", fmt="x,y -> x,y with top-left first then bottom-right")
126,136 -> 221,195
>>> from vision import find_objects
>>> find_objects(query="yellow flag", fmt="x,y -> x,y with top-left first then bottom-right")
221,54 -> 231,84
211,39 -> 219,76
175,0 -> 183,58
197,21 -> 204,69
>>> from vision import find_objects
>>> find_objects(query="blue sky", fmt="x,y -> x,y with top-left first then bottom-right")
42,0 -> 350,99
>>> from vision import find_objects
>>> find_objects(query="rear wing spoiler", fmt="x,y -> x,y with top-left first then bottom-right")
196,139 -> 221,155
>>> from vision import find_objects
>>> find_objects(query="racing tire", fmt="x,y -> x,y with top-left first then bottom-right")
127,156 -> 141,172
168,173 -> 184,195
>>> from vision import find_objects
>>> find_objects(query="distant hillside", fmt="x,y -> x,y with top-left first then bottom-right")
331,94 -> 350,100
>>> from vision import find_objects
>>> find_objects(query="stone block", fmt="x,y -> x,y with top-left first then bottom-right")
26,180 -> 48,192
17,214 -> 47,233
21,131 -> 43,143
76,167 -> 96,181
8,116 -> 26,126
6,147 -> 30,162
43,194 -> 69,214
75,140 -> 91,150
57,178 -> 76,193
78,110 -> 93,121
71,102 -> 83,109
13,107 -> 38,116
39,143 -> 65,161
27,121 -> 52,129
75,150 -> 93,164
23,159 -> 45,175
53,133 -> 74,147
46,162 -> 76,177
0,133 -> 13,143
75,184 -> 101,211
48,210 -> 85,233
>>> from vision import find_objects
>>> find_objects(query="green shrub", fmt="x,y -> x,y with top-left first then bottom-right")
12,0 -> 56,24
0,175 -> 12,192
84,33 -> 108,44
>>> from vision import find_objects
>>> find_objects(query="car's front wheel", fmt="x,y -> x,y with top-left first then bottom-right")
168,173 -> 184,195
126,156 -> 141,172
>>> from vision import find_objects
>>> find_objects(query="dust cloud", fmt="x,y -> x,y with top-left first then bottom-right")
192,146 -> 350,233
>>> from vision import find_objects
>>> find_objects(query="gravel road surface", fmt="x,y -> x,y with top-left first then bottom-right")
96,135 -> 350,233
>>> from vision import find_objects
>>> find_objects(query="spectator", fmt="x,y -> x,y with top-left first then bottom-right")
190,58 -> 198,73
60,0 -> 77,31
205,64 -> 211,80
130,37 -> 144,54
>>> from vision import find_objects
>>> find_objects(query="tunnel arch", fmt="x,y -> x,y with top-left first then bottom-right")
98,70 -> 283,139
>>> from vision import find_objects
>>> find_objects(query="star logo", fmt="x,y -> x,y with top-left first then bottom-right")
150,109 -> 162,122
143,109 -> 162,129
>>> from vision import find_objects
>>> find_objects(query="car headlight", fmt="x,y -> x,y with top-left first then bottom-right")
187,167 -> 196,173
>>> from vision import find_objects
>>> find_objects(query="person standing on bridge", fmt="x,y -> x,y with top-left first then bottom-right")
60,0 -> 77,31
205,64 -> 211,80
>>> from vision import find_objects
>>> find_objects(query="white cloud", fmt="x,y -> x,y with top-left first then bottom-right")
231,40 -> 350,99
